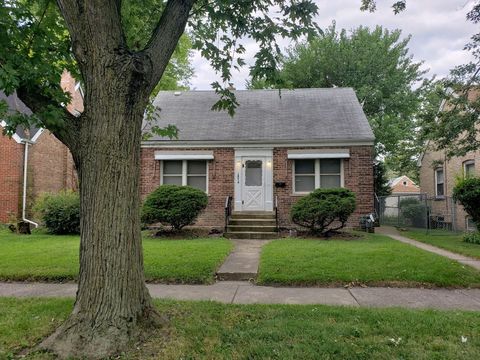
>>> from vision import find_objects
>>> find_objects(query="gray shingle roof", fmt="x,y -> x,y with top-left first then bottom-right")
0,91 -> 41,141
146,88 -> 374,143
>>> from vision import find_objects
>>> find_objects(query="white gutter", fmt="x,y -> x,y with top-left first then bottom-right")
21,140 -> 38,228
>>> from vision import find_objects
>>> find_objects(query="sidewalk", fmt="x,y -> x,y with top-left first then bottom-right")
376,226 -> 480,271
1,281 -> 480,311
216,239 -> 270,280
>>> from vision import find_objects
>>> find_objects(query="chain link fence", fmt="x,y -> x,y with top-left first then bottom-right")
378,194 -> 459,234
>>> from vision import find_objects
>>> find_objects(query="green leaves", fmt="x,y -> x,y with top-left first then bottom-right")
255,24 -> 426,177
453,177 -> 480,228
291,188 -> 356,235
189,0 -> 319,113
418,1 -> 480,158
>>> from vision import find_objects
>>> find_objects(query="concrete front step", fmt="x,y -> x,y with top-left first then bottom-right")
227,225 -> 277,232
224,231 -> 278,239
231,213 -> 275,220
229,219 -> 276,226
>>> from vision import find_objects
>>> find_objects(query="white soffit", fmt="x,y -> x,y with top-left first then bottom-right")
154,150 -> 214,160
287,149 -> 350,159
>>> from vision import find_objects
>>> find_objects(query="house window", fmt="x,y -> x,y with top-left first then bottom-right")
435,168 -> 444,197
161,160 -> 207,192
466,217 -> 477,232
294,159 -> 343,193
294,159 -> 316,192
464,160 -> 475,178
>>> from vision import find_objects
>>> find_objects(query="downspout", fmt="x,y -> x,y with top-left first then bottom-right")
21,139 -> 38,228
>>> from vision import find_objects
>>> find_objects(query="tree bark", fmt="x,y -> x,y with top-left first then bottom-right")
35,1 -> 196,358
40,76 -> 161,359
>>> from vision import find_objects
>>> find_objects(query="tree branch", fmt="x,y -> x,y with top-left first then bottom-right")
56,0 -> 126,70
143,0 -> 196,93
16,86 -> 80,152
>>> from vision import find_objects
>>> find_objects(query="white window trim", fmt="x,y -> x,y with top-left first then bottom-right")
463,160 -> 475,178
287,149 -> 350,159
154,150 -> 214,160
292,159 -> 344,195
434,168 -> 445,198
160,160 -> 209,194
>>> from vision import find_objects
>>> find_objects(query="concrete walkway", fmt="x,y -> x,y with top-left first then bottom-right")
1,281 -> 480,310
377,226 -> 480,271
216,239 -> 271,280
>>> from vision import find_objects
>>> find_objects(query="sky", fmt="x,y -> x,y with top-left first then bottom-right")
189,0 -> 478,90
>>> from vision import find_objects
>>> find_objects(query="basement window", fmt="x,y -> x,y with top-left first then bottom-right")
466,217 -> 477,232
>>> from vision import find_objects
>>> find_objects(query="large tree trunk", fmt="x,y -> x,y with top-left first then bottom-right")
40,82 -> 162,359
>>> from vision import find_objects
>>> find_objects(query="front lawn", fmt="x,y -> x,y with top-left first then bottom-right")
0,229 -> 232,284
1,298 -> 480,359
258,233 -> 480,288
402,229 -> 480,260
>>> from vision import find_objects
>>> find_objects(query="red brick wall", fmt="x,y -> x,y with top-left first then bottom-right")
140,147 -> 235,228
273,146 -> 374,228
140,145 -> 374,229
60,70 -> 84,115
0,131 -> 23,222
0,128 -> 77,223
29,130 -> 77,218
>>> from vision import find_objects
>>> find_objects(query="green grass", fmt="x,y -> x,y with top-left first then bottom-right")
1,298 -> 480,359
258,233 -> 480,288
0,229 -> 232,284
402,229 -> 480,260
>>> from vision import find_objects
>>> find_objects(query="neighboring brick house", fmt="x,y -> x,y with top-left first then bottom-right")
141,89 -> 375,237
389,175 -> 420,195
418,146 -> 478,232
0,71 -> 81,224
418,91 -> 479,232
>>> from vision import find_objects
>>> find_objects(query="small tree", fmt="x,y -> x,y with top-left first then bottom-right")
142,185 -> 208,231
453,177 -> 480,228
291,188 -> 356,235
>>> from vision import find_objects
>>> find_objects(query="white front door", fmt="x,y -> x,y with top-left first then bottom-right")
234,149 -> 273,212
242,158 -> 265,211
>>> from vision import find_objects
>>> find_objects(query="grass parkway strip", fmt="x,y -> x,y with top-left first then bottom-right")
1,298 -> 480,359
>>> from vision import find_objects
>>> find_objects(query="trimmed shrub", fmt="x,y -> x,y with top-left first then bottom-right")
399,197 -> 426,228
463,232 -> 480,245
291,188 -> 356,235
453,177 -> 480,228
34,191 -> 80,234
141,185 -> 208,231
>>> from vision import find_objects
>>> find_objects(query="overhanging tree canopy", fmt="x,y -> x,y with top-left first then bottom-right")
0,0 -> 319,358
0,0 -> 430,358
249,24 -> 427,178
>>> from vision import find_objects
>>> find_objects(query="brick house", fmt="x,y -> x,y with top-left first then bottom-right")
418,146 -> 478,232
0,71 -> 80,224
389,175 -> 420,195
141,88 -> 375,237
418,91 -> 479,232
